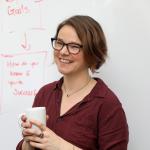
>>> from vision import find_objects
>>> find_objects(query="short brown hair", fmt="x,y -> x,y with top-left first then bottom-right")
54,15 -> 108,72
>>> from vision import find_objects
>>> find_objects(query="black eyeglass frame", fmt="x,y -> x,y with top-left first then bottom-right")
51,38 -> 83,55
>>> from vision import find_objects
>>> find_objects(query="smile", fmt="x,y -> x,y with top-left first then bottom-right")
59,58 -> 72,64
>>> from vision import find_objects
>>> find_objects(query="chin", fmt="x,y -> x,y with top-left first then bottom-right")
57,68 -> 71,75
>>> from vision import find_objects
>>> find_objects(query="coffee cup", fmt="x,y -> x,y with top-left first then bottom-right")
19,107 -> 46,129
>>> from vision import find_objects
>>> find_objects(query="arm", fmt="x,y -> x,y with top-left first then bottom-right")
16,140 -> 35,150
98,101 -> 129,150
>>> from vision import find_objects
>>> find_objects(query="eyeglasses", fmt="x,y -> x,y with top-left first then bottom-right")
51,38 -> 83,55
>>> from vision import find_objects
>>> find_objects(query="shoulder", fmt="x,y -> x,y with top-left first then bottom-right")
93,78 -> 124,116
93,78 -> 127,121
32,78 -> 62,106
38,77 -> 63,93
92,78 -> 122,108
94,77 -> 128,122
38,80 -> 59,94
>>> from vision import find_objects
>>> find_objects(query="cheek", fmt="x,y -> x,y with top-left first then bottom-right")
53,52 -> 58,64
54,51 -> 59,59
78,55 -> 89,68
77,53 -> 86,64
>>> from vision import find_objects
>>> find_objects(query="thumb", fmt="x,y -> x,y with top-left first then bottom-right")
46,115 -> 49,121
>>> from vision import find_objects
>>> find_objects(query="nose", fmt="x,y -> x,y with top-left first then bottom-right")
60,45 -> 69,55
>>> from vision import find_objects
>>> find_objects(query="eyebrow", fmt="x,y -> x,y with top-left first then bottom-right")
57,38 -> 82,45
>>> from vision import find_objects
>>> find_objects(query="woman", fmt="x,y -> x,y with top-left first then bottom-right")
16,15 -> 129,150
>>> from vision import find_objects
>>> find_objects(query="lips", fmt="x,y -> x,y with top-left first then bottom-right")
59,58 -> 73,64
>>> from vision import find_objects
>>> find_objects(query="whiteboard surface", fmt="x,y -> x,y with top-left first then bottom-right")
0,0 -> 150,149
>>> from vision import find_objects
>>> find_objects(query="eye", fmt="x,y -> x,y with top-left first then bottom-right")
55,40 -> 63,47
69,44 -> 80,50
55,40 -> 63,45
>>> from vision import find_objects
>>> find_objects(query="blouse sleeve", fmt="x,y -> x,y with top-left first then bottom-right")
98,97 -> 129,150
16,140 -> 24,150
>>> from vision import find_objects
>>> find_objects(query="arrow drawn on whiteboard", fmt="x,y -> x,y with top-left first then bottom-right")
21,33 -> 30,50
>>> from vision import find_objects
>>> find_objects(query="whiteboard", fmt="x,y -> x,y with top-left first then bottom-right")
0,0 -> 150,149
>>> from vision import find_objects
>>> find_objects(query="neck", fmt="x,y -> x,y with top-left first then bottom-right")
63,70 -> 91,97
63,70 -> 91,91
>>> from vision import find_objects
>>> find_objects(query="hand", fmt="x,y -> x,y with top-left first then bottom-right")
21,115 -> 33,140
23,119 -> 60,150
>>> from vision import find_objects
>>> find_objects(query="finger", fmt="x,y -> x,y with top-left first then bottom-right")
29,119 -> 46,131
22,128 -> 35,137
21,115 -> 27,122
25,135 -> 44,143
23,127 -> 41,136
46,115 -> 49,121
29,141 -> 44,149
21,120 -> 32,128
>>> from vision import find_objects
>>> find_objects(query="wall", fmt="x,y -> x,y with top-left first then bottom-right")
0,0 -> 150,149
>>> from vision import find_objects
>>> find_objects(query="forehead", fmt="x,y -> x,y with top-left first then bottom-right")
57,25 -> 81,43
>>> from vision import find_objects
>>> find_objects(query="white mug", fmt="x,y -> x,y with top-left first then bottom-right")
19,107 -> 46,129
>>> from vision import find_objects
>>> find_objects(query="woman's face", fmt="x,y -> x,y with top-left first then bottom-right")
54,25 -> 88,76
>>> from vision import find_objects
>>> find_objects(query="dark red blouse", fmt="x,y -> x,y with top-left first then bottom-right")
16,78 -> 128,150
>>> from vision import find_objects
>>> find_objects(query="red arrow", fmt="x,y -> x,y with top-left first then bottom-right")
21,33 -> 30,50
